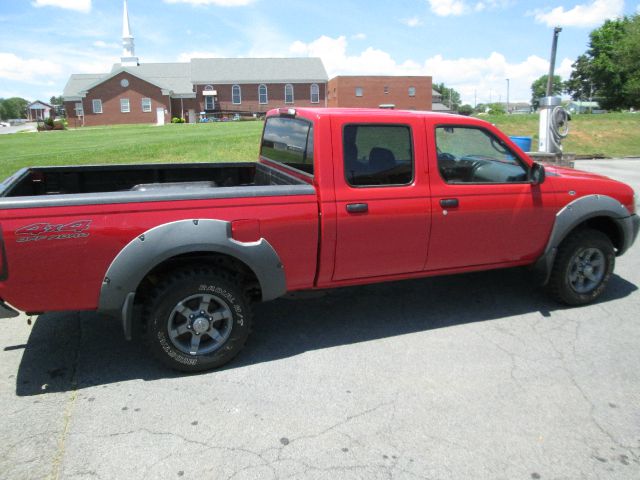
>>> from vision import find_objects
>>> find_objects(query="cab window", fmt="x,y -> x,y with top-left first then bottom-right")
436,126 -> 528,184
343,124 -> 413,187
261,116 -> 314,175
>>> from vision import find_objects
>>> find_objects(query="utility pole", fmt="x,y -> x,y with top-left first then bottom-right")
546,27 -> 562,96
506,78 -> 510,114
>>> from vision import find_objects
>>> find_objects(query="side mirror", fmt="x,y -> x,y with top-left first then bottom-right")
530,162 -> 546,185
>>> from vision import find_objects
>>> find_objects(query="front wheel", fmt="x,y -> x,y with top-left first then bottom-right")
144,268 -> 252,372
548,229 -> 615,305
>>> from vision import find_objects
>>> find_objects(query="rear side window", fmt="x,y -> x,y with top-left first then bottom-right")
343,124 -> 413,186
261,117 -> 314,175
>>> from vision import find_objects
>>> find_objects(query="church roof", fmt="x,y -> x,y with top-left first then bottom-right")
63,74 -> 109,100
190,57 -> 328,84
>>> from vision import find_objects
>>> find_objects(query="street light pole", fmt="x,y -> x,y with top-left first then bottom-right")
506,78 -> 510,114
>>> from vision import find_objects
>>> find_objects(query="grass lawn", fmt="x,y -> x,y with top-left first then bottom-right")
483,112 -> 640,158
1,113 -> 638,181
0,121 -> 264,181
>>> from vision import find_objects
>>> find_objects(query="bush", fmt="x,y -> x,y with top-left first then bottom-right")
171,117 -> 185,123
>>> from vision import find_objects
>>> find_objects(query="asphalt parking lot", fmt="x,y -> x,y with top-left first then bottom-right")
1,160 -> 639,480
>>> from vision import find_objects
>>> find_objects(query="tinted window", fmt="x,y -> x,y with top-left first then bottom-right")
261,117 -> 314,175
436,126 -> 528,183
343,125 -> 413,186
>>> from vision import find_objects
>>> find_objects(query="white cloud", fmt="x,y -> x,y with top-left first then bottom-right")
636,3 -> 640,13
427,0 -> 511,17
32,0 -> 91,13
0,53 -> 64,83
92,40 -> 119,49
533,0 -> 624,28
351,33 -> 367,40
289,35 -> 572,104
402,16 -> 423,27
428,0 -> 467,16
163,0 -> 256,6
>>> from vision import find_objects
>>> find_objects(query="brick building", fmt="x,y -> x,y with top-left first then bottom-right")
63,1 -> 327,126
327,76 -> 433,110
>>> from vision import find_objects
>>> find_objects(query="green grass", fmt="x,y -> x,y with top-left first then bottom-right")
0,121 -> 264,181
1,113 -> 638,182
480,112 -> 640,158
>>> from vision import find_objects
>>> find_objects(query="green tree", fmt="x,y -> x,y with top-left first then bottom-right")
433,82 -> 461,110
487,103 -> 506,115
49,95 -> 64,105
457,104 -> 473,116
0,97 -> 29,120
530,74 -> 563,110
566,15 -> 640,109
565,55 -> 594,101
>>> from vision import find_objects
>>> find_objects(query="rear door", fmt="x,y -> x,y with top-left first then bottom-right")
331,115 -> 430,281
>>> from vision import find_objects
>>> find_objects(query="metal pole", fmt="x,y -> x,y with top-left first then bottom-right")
546,27 -> 562,96
506,78 -> 510,114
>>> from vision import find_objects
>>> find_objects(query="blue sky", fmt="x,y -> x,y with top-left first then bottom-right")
1,0 -> 639,105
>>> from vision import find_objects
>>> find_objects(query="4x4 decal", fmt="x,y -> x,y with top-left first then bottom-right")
15,220 -> 92,243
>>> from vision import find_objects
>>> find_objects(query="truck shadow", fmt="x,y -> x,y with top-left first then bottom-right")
14,268 -> 637,396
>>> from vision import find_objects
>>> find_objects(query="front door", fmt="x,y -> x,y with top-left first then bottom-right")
156,107 -> 165,126
332,116 -> 431,281
427,124 -> 556,271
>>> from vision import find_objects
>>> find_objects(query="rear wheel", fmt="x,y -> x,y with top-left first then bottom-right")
144,267 -> 252,372
548,229 -> 615,305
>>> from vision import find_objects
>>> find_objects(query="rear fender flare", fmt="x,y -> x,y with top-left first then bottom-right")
98,219 -> 286,325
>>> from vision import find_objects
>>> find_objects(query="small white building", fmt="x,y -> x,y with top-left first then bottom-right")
27,100 -> 55,121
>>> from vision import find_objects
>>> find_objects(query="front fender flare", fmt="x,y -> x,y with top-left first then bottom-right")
534,194 -> 631,285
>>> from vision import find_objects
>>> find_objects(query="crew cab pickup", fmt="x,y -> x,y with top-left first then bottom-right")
0,108 -> 638,371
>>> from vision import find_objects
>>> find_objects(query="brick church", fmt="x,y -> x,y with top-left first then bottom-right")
63,1 -> 328,126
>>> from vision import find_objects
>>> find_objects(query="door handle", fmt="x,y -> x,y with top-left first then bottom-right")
346,203 -> 368,213
440,198 -> 459,208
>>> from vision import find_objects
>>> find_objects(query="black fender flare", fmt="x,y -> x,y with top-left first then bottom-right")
534,194 -> 632,285
97,219 -> 286,338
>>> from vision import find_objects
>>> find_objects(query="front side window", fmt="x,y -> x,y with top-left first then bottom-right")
261,116 -> 313,175
120,98 -> 130,113
92,99 -> 102,114
284,84 -> 294,104
232,84 -> 241,104
204,95 -> 214,110
343,124 -> 413,187
310,83 -> 320,103
408,86 -> 416,97
75,102 -> 84,116
259,84 -> 268,104
355,87 -> 363,97
141,97 -> 151,112
435,126 -> 528,183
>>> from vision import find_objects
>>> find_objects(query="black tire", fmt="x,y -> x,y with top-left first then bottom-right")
144,267 -> 252,372
548,228 -> 615,305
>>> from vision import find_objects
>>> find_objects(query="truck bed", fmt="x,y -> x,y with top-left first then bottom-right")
0,162 -> 314,209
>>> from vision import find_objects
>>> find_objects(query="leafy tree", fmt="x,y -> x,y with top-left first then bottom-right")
565,15 -> 640,109
0,97 -> 29,120
565,55 -> 594,101
530,74 -> 563,110
486,103 -> 506,115
433,82 -> 461,110
49,95 -> 64,105
457,104 -> 473,116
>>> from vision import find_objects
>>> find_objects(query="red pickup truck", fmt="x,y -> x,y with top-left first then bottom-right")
0,108 -> 637,371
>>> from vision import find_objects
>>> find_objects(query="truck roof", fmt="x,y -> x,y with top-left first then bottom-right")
270,107 -> 485,125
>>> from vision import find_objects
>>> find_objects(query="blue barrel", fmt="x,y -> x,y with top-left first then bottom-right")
509,136 -> 532,152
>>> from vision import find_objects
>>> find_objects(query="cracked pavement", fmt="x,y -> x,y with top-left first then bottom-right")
1,159 -> 640,479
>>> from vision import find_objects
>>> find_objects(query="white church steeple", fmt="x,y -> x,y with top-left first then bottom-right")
121,0 -> 139,67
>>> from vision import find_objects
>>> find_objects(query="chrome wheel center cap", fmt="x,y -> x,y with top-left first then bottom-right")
192,317 -> 209,334
583,265 -> 594,277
